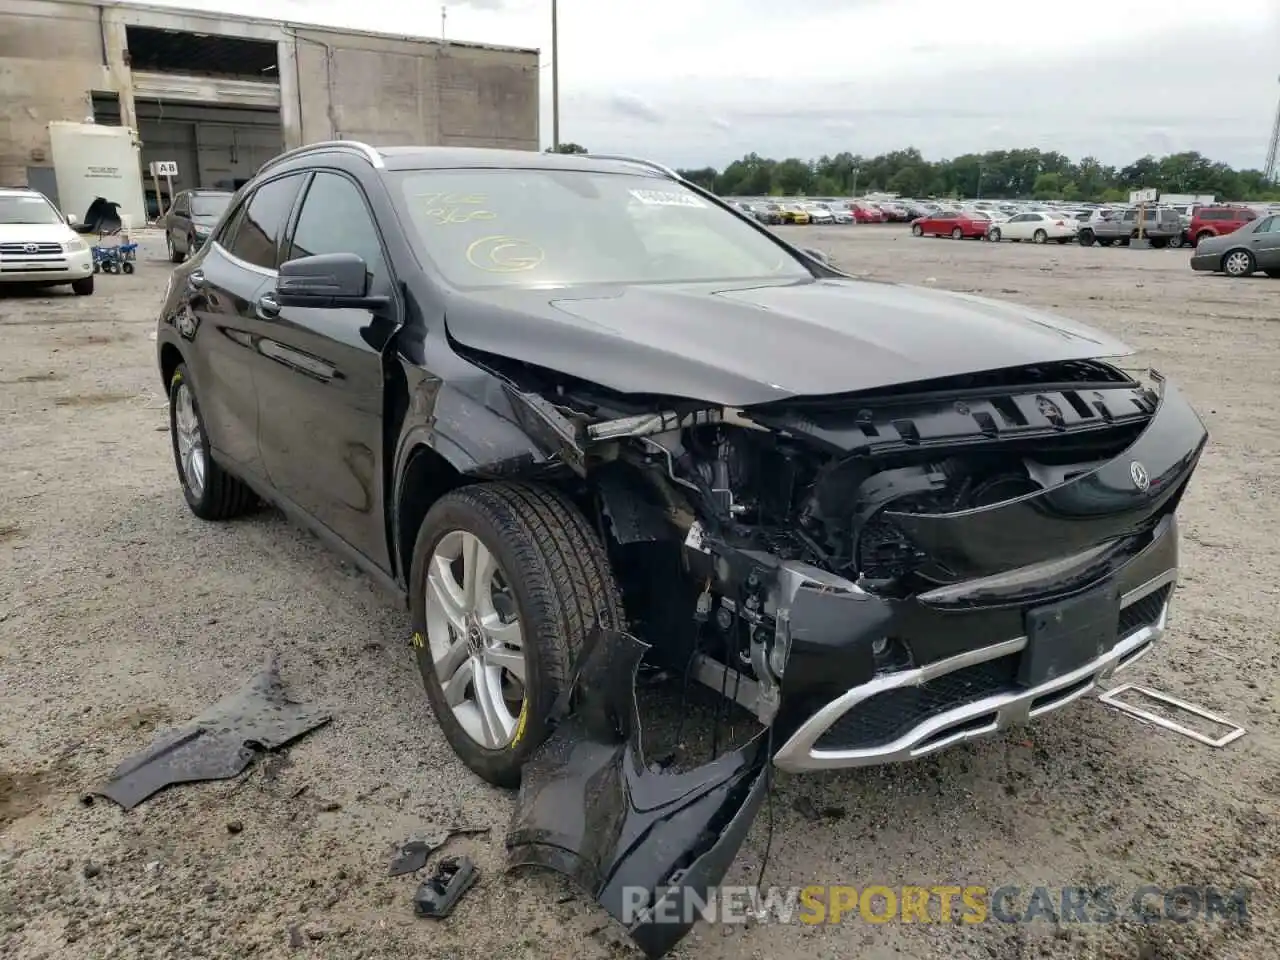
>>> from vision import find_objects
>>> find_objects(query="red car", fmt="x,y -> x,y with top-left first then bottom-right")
910,211 -> 991,239
1188,205 -> 1258,247
847,201 -> 886,224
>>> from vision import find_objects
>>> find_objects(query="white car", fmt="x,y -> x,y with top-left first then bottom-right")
986,211 -> 1079,244
804,203 -> 836,225
0,188 -> 95,295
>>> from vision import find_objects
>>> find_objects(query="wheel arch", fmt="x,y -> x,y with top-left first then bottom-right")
159,342 -> 185,392
393,443 -> 470,586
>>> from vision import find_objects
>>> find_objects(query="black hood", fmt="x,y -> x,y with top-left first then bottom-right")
442,278 -> 1133,406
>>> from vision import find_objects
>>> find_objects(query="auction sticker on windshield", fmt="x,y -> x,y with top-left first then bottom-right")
628,189 -> 706,208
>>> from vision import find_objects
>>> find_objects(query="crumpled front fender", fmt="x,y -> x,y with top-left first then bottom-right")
505,628 -> 770,958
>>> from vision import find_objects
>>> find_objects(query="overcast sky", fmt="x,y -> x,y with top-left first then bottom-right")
160,0 -> 1279,170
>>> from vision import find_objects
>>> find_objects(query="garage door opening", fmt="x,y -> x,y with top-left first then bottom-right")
116,26 -> 284,215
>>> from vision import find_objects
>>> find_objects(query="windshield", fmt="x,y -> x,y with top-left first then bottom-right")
0,195 -> 61,225
191,194 -> 231,218
395,169 -> 811,289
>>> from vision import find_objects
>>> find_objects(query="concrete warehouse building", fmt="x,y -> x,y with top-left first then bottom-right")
0,0 -> 540,201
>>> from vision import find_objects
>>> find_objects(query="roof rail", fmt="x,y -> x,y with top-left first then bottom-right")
583,153 -> 680,180
257,140 -> 386,176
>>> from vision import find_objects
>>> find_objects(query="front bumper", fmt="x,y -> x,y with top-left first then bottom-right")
1189,253 -> 1219,272
773,562 -> 1175,772
0,249 -> 93,283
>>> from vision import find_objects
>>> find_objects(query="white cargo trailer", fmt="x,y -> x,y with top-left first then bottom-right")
47,122 -> 148,229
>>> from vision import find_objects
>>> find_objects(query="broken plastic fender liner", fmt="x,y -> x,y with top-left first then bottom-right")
505,628 -> 770,959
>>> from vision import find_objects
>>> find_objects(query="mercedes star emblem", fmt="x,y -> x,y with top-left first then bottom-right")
1130,461 -> 1150,491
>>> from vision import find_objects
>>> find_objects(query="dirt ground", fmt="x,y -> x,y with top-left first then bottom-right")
1,226 -> 1276,960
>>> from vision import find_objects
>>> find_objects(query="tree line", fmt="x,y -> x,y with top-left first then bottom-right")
549,143 -> 1279,202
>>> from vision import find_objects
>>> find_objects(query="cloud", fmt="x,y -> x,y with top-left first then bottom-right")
608,93 -> 663,125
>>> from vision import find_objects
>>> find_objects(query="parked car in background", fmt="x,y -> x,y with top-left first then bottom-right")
848,201 -> 886,223
1078,207 -> 1182,248
875,201 -> 911,222
911,209 -> 991,239
1190,213 -> 1280,277
779,203 -> 811,224
163,189 -> 235,263
1188,206 -> 1258,247
987,211 -> 1078,244
803,203 -> 835,225
751,202 -> 784,225
0,186 -> 94,295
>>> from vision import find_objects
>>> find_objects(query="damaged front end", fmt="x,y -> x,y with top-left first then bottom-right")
502,357 -> 1205,954
503,358 -> 1207,762
506,627 -> 769,959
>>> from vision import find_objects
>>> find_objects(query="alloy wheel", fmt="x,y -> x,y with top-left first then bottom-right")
424,530 -> 525,749
173,381 -> 207,498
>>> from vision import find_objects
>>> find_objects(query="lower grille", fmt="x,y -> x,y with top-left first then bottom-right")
814,584 -> 1171,751
1119,584 -> 1170,637
816,657 -> 1018,751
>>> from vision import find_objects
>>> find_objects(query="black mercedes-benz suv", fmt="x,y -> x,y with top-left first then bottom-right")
155,141 -> 1207,957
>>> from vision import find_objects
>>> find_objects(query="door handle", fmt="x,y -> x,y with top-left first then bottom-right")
188,269 -> 205,289
256,292 -> 281,319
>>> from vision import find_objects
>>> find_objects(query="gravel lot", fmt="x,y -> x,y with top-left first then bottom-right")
1,226 -> 1276,960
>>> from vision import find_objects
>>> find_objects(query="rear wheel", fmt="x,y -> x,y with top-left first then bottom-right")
1032,229 -> 1048,244
1195,232 -> 1214,247
1222,250 -> 1255,278
410,483 -> 625,787
167,233 -> 183,263
911,223 -> 923,237
168,363 -> 257,520
951,227 -> 963,240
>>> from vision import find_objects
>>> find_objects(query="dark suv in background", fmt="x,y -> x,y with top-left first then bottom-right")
163,189 -> 234,263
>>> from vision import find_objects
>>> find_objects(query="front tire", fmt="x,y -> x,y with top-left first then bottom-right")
911,223 -> 924,237
71,276 -> 94,296
1033,229 -> 1048,244
168,363 -> 257,520
167,233 -> 183,263
410,483 -> 625,788
988,227 -> 1002,242
951,227 -> 963,240
1078,230 -> 1095,246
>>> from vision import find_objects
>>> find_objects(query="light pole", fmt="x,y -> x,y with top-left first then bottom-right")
551,0 -> 560,150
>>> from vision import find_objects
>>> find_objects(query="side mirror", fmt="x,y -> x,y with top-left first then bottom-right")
277,253 -> 384,308
65,212 -> 77,224
802,247 -> 831,265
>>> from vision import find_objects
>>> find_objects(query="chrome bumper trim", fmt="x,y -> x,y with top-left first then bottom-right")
772,571 -> 1175,773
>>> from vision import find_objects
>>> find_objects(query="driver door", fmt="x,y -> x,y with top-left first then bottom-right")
254,170 -> 401,571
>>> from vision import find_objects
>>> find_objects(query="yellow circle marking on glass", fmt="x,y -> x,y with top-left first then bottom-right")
465,235 -> 545,273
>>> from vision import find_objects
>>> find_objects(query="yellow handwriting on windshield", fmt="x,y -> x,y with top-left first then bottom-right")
466,235 -> 544,273
419,193 -> 487,206
426,207 -> 497,225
